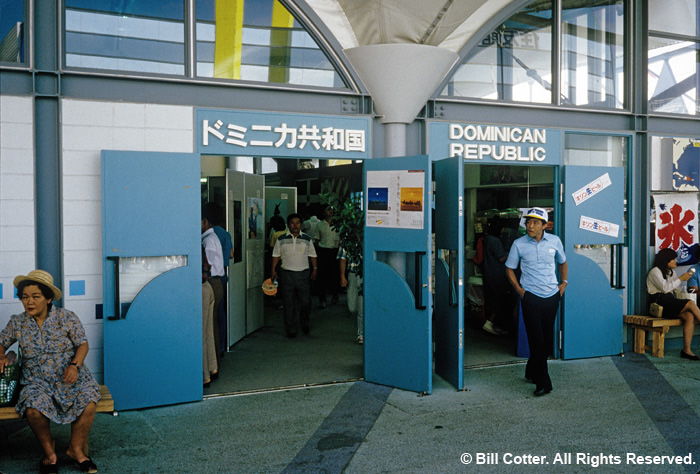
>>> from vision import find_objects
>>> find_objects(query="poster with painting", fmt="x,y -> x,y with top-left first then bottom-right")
248,197 -> 264,239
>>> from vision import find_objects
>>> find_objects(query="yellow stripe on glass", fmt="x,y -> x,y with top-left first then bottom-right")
269,0 -> 294,83
214,0 -> 244,79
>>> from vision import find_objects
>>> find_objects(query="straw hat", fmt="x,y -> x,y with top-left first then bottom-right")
261,278 -> 278,296
13,269 -> 62,300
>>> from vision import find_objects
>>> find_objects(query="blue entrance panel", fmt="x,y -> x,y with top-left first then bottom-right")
562,166 -> 625,359
102,151 -> 202,410
433,157 -> 464,390
364,156 -> 432,394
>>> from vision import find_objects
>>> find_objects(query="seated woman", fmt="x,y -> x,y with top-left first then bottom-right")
0,270 -> 101,474
647,248 -> 700,361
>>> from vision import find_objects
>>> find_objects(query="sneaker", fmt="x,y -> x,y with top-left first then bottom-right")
483,320 -> 507,335
357,336 -> 364,344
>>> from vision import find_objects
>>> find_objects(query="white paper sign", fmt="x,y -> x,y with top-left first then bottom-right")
579,215 -> 619,237
366,170 -> 425,229
572,173 -> 612,206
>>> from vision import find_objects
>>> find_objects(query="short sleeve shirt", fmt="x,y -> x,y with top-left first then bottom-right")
272,231 -> 317,271
505,232 -> 566,298
316,220 -> 339,249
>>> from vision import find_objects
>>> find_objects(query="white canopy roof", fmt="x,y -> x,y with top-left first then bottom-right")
296,0 -> 523,124
302,0 -> 519,53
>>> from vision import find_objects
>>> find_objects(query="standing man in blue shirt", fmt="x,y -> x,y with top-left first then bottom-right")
505,208 -> 568,397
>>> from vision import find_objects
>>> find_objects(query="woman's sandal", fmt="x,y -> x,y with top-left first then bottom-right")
39,460 -> 58,474
75,456 -> 98,473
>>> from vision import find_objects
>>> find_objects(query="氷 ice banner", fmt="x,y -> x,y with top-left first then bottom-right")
654,193 -> 699,265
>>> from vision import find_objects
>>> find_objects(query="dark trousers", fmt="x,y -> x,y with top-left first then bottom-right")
521,291 -> 561,390
317,247 -> 339,302
484,279 -> 516,331
280,268 -> 311,335
209,276 -> 224,366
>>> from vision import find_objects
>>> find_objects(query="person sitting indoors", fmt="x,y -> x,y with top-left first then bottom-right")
0,270 -> 101,473
685,245 -> 700,294
647,248 -> 700,360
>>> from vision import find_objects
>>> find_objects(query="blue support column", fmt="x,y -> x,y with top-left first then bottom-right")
33,1 -> 63,299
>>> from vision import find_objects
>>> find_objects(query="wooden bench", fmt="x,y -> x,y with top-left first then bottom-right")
624,315 -> 682,358
0,385 -> 114,454
0,384 -> 115,420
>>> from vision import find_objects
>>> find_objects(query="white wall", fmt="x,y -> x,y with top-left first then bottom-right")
61,99 -> 194,382
0,95 -> 36,332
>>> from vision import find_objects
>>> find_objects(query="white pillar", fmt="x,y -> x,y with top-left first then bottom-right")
384,123 -> 407,157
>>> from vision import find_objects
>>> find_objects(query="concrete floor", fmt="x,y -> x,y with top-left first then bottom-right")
2,297 -> 700,473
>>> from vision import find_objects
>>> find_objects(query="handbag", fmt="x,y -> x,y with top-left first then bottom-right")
0,350 -> 21,407
649,302 -> 663,318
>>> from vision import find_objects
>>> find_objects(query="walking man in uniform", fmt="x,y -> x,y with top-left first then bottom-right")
505,207 -> 568,397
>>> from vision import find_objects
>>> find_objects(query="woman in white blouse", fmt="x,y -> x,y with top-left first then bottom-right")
647,248 -> 700,360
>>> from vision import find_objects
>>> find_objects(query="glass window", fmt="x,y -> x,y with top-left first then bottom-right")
649,0 -> 698,37
564,133 -> 628,167
64,0 -> 185,75
442,1 -> 553,104
261,157 -> 278,174
0,0 -> 26,64
561,0 -> 625,109
195,0 -> 346,88
234,156 -> 254,173
648,37 -> 699,115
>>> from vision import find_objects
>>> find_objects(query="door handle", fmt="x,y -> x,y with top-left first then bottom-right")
448,251 -> 458,308
415,251 -> 427,310
610,244 -> 625,290
106,256 -> 121,320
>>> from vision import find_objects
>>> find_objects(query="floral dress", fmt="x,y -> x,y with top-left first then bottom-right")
0,307 -> 101,423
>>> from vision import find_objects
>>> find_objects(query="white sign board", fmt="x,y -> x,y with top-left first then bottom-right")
579,215 -> 620,238
572,173 -> 612,206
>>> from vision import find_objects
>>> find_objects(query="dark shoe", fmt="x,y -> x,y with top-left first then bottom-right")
286,332 -> 297,338
319,301 -> 327,309
680,350 -> 700,360
533,387 -> 552,397
75,457 -> 98,473
210,371 -> 219,380
331,295 -> 339,305
302,326 -> 310,335
203,381 -> 211,388
39,461 -> 58,474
